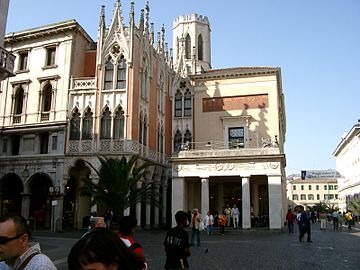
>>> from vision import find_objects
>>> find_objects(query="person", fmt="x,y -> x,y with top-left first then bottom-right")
189,208 -> 201,246
89,216 -> 106,229
224,205 -> 231,227
163,211 -> 190,270
332,210 -> 339,230
68,227 -> 146,270
337,211 -> 343,230
299,206 -> 312,243
0,214 -> 56,270
296,210 -> 302,233
218,213 -> 227,235
345,211 -> 353,230
117,216 -> 146,263
231,204 -> 240,229
204,211 -> 214,235
285,209 -> 295,233
104,209 -> 113,229
319,211 -> 327,230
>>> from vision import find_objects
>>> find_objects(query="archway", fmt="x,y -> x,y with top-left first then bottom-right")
0,174 -> 23,216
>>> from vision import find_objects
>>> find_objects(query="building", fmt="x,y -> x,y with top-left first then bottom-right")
0,0 -> 15,83
333,120 -> 360,211
286,170 -> 339,210
0,1 -> 287,231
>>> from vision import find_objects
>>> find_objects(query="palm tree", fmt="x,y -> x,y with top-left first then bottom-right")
347,199 -> 360,215
80,155 -> 158,224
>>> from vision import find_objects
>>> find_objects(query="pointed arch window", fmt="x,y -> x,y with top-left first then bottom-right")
176,37 -> 180,59
113,106 -> 125,139
116,55 -> 127,89
42,83 -> 52,112
69,108 -> 80,140
104,59 -> 114,90
184,129 -> 192,149
14,87 -> 24,115
198,34 -> 203,60
160,126 -> 164,154
184,89 -> 192,116
100,107 -> 111,139
175,90 -> 182,117
139,113 -> 143,144
174,130 -> 182,152
82,108 -> 93,140
141,58 -> 149,100
143,117 -> 147,146
185,34 -> 191,59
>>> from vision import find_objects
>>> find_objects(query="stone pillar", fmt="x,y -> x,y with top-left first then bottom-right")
21,193 -> 30,219
171,177 -> 185,227
268,175 -> 283,229
216,182 -> 224,214
153,182 -> 160,227
161,184 -> 168,224
242,176 -> 251,229
201,178 -> 209,220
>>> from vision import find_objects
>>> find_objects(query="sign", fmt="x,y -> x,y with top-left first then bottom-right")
300,170 -> 342,180
51,200 -> 58,206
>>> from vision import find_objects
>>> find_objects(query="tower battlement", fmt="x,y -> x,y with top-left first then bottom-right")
173,13 -> 209,28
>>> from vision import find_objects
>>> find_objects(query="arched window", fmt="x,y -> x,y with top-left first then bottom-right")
292,194 -> 298,201
185,34 -> 191,59
143,117 -> 147,146
184,129 -> 192,149
174,90 -> 182,117
141,57 -> 148,99
160,126 -> 164,153
69,108 -> 80,140
104,59 -> 114,90
184,89 -> 192,116
116,55 -> 127,89
82,108 -> 93,140
14,87 -> 24,115
174,130 -> 182,152
113,106 -> 125,139
100,107 -> 111,139
42,84 -> 52,112
139,113 -> 143,144
198,34 -> 203,60
176,37 -> 180,59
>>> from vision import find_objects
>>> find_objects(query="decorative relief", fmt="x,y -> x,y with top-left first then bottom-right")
174,161 -> 279,172
100,140 -> 111,152
68,141 -> 79,153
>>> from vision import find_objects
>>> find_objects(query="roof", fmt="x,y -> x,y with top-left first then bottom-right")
333,121 -> 360,156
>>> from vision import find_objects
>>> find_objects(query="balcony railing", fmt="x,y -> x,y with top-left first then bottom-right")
70,77 -> 96,91
67,139 -> 168,165
0,46 -> 15,81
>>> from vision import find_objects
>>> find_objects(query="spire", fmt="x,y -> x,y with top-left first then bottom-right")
144,0 -> 150,33
129,2 -> 135,26
161,24 -> 165,51
156,31 -> 161,52
139,9 -> 144,32
99,5 -> 105,29
165,42 -> 169,62
150,23 -> 154,45
114,0 -> 124,26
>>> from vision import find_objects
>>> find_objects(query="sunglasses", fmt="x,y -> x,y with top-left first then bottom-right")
0,234 -> 24,245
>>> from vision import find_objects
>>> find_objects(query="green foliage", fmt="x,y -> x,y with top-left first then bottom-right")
80,155 -> 158,220
312,201 -> 331,213
347,199 -> 360,215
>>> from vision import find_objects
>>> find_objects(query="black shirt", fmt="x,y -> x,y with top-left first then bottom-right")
163,226 -> 190,269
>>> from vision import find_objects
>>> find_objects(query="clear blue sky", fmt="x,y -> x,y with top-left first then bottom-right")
5,0 -> 360,175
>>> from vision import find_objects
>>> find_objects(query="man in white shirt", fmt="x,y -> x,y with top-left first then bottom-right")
231,204 -> 240,229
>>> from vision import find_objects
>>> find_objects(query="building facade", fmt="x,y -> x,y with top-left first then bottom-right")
0,1 -> 287,231
333,120 -> 360,211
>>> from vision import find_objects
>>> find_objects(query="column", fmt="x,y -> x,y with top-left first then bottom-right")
153,182 -> 160,227
21,193 -> 30,219
268,175 -> 283,229
201,178 -> 209,220
161,184 -> 168,225
242,177 -> 251,229
171,177 -> 185,227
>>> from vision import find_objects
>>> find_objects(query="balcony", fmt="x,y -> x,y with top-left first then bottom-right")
70,77 -> 96,91
0,46 -> 15,82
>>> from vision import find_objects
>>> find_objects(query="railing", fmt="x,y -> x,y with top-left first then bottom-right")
41,112 -> 50,121
70,77 -> 96,90
13,115 -> 21,124
67,139 -> 169,165
0,46 -> 15,81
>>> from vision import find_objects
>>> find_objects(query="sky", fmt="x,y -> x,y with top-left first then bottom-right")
5,0 -> 360,175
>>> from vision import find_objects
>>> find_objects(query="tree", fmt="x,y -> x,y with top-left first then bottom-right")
312,201 -> 330,213
347,199 -> 360,215
80,155 -> 158,224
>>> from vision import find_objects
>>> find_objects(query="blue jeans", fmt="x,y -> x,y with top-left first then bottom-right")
206,225 -> 213,235
288,222 -> 294,233
190,227 -> 200,245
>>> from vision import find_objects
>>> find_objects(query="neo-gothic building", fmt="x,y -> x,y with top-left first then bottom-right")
0,1 -> 287,230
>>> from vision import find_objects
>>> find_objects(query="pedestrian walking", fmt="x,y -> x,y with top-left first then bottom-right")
345,211 -> 353,230
224,205 -> 232,227
332,210 -> 339,230
204,211 -> 214,235
231,204 -> 240,229
319,211 -> 327,230
338,211 -> 343,230
299,206 -> 312,243
219,213 -> 227,235
189,208 -> 202,246
285,209 -> 295,233
163,211 -> 190,270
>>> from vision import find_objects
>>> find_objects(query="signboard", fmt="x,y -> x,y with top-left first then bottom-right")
51,200 -> 58,206
301,170 -> 342,180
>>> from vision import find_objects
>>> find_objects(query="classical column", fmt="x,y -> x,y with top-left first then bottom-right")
242,176 -> 251,229
268,175 -> 283,229
201,178 -> 209,220
171,177 -> 185,227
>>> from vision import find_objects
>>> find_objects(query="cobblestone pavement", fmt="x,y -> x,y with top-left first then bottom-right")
32,222 -> 360,270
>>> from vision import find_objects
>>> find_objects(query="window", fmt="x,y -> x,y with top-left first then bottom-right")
39,133 -> 49,154
100,107 -> 111,139
198,34 -> 203,60
45,47 -> 56,66
139,116 -> 143,144
174,90 -> 182,117
324,185 -> 327,190
82,108 -> 93,140
69,109 -> 80,140
184,89 -> 192,116
308,194 -> 314,200
334,185 -> 338,190
10,135 -> 20,155
308,185 -> 312,190
324,194 -> 329,200
174,130 -> 182,152
14,87 -> 24,115
18,51 -> 28,71
293,185 -> 296,190
228,127 -> 244,149
52,135 -> 57,150
42,84 -> 52,112
104,60 -> 114,90
300,194 -> 306,200
335,194 -> 338,199
185,34 -> 191,59
316,185 -> 319,190
116,56 -> 127,89
113,107 -> 125,139
329,194 -> 334,200
329,185 -> 334,190
142,118 -> 147,146
292,194 -> 298,200
183,129 -> 192,149
317,194 -> 320,200
301,185 -> 304,190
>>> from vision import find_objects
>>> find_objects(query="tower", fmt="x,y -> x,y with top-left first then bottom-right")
173,13 -> 211,75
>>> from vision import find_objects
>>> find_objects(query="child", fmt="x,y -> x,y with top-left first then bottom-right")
219,213 -> 227,235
